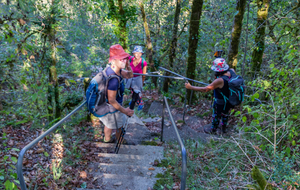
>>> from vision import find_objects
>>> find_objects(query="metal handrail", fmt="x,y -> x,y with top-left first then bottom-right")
158,66 -> 262,104
159,66 -> 208,85
133,72 -> 185,80
161,96 -> 187,190
17,100 -> 87,190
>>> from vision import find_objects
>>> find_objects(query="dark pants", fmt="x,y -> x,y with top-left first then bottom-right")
212,101 -> 233,130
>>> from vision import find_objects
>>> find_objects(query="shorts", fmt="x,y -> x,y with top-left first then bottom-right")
99,111 -> 126,129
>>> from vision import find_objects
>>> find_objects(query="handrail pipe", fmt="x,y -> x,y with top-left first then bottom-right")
17,100 -> 87,190
162,97 -> 187,190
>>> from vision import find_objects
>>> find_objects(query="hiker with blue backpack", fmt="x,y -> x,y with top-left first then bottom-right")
185,57 -> 245,134
125,46 -> 148,111
86,44 -> 134,143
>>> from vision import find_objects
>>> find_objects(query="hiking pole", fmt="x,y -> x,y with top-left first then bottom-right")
114,90 -> 140,154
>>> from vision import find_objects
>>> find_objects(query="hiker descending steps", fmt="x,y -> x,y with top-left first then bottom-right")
125,45 -> 148,111
86,44 -> 134,143
185,57 -> 245,134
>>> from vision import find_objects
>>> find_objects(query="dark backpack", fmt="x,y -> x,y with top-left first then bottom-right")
86,67 -> 121,117
129,56 -> 145,70
220,70 -> 245,107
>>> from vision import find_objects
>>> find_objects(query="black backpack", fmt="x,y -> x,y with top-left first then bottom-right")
86,67 -> 121,117
219,70 -> 245,107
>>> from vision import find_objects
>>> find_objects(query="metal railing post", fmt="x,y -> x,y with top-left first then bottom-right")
161,99 -> 165,142
189,81 -> 194,105
163,97 -> 187,190
183,88 -> 187,121
17,100 -> 87,190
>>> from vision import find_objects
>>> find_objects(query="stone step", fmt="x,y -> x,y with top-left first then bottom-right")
77,173 -> 158,190
94,143 -> 164,155
90,162 -> 164,177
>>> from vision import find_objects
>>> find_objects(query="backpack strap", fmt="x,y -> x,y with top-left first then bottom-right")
129,56 -> 134,64
228,69 -> 237,78
141,58 -> 145,70
220,92 -> 229,111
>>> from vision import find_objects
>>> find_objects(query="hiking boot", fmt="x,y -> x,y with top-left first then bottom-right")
204,126 -> 217,134
103,136 -> 115,143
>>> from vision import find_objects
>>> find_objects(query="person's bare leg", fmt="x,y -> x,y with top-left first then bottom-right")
104,126 -> 112,141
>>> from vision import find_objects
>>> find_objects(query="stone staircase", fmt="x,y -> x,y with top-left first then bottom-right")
77,114 -> 165,190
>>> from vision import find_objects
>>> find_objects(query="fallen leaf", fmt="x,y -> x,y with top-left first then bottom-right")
80,171 -> 87,179
35,148 -> 44,154
215,167 -> 219,173
8,139 -> 14,146
253,145 -> 262,152
148,167 -> 155,171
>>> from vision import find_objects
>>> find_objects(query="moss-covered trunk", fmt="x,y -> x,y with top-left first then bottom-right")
139,2 -> 157,86
251,0 -> 270,75
251,166 -> 274,190
163,0 -> 181,92
47,1 -> 61,120
49,26 -> 61,119
117,0 -> 127,51
186,0 -> 204,103
227,0 -> 247,70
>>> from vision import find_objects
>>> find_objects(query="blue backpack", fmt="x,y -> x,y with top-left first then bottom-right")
86,67 -> 121,117
219,70 -> 245,108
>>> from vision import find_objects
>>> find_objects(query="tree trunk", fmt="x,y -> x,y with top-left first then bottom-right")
186,0 -> 204,103
107,0 -> 128,51
49,26 -> 61,119
251,0 -> 270,76
47,1 -> 61,120
139,2 -> 157,86
118,0 -> 127,51
227,0 -> 247,70
163,0 -> 181,92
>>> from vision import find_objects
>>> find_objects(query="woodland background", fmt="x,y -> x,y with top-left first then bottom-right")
0,0 -> 300,189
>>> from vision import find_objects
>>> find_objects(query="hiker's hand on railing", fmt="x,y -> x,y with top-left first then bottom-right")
185,82 -> 192,90
124,107 -> 134,117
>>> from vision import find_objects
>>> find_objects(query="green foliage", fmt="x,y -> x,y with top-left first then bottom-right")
272,152 -> 300,188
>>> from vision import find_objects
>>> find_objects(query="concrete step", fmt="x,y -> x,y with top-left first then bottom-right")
90,162 -> 164,177
94,152 -> 164,165
93,143 -> 164,155
77,173 -> 158,190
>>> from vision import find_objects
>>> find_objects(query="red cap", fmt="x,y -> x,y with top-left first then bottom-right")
109,44 -> 130,63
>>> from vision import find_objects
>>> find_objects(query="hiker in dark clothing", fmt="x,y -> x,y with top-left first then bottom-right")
185,58 -> 235,134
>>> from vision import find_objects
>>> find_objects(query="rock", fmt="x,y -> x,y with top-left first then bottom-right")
113,182 -> 122,186
148,101 -> 163,116
142,117 -> 162,123
147,172 -> 152,176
